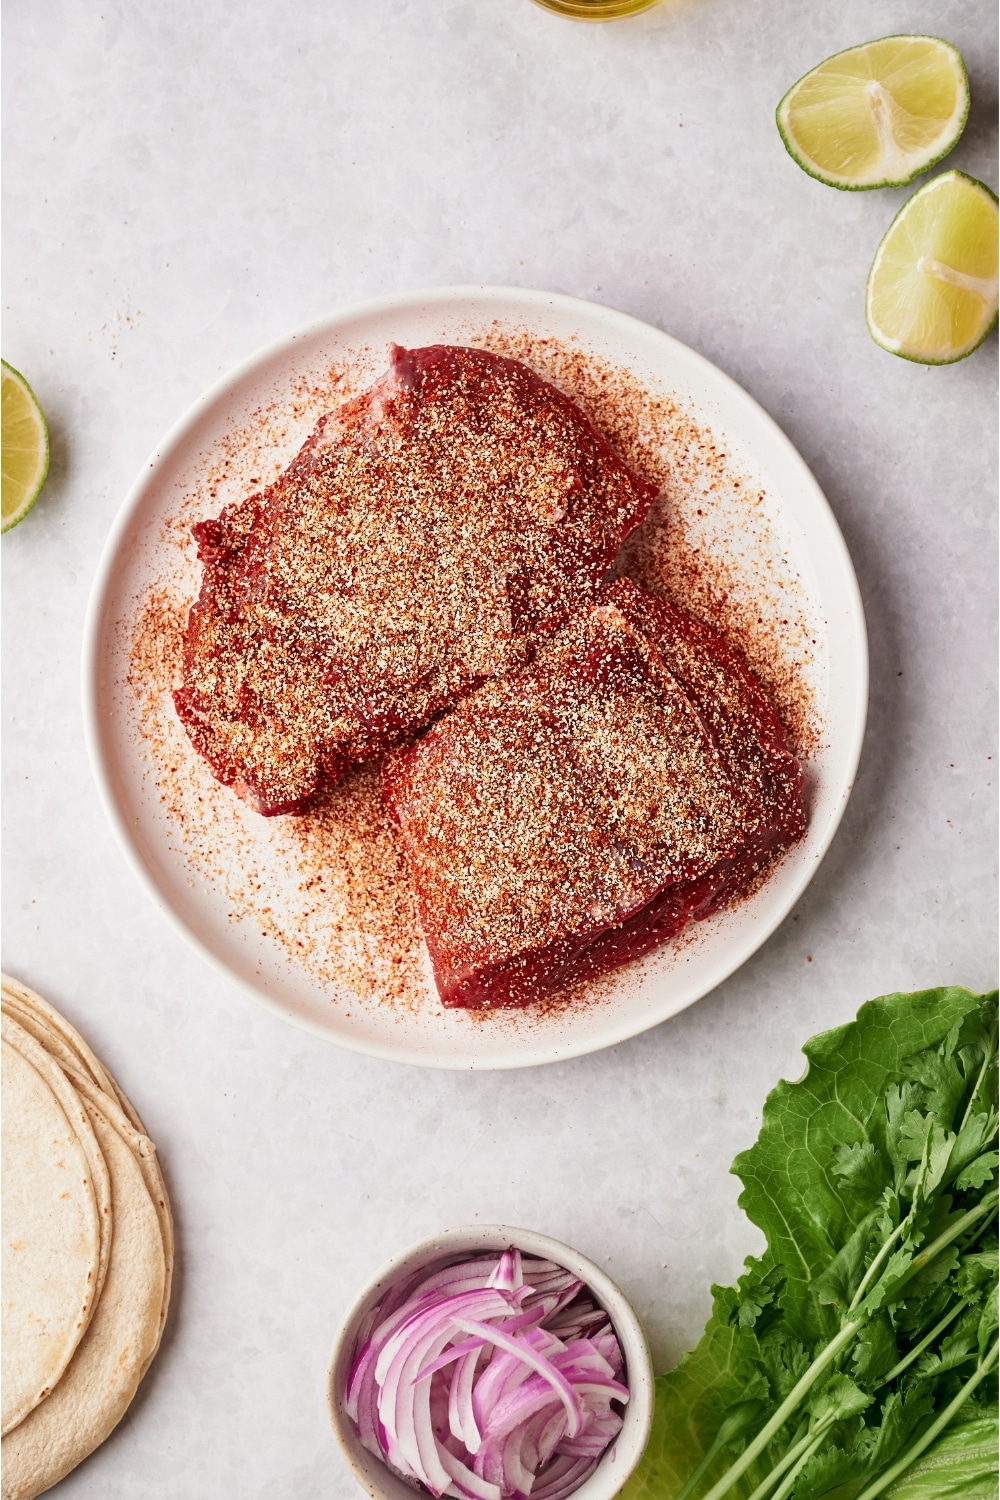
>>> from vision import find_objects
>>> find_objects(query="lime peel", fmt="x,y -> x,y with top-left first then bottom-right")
2,361 -> 50,533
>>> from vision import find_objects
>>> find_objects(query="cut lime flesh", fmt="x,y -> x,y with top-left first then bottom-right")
2,361 -> 50,532
777,35 -> 970,190
866,171 -> 999,364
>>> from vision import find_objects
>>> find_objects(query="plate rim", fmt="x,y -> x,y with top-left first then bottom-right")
81,284 -> 869,1069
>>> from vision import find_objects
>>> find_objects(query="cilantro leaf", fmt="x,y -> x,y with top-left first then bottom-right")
851,1311 -> 898,1383
732,988 -> 989,1344
752,1326 -> 812,1403
831,1141 -> 890,1209
791,1442 -> 859,1500
954,1152 -> 999,1192
900,1041 -> 967,1130
861,1387 -> 936,1472
621,988 -> 998,1500
729,1264 -> 786,1332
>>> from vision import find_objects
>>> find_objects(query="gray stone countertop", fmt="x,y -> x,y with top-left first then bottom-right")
2,1 -> 997,1494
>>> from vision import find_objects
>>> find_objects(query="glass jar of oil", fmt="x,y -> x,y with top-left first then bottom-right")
531,0 -> 661,17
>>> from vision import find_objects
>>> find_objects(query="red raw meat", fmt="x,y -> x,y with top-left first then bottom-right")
174,345 -> 656,814
384,578 -> 806,1009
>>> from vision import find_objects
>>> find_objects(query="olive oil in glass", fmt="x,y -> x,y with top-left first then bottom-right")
531,0 -> 661,17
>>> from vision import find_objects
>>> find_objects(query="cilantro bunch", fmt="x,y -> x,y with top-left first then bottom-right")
624,987 -> 999,1500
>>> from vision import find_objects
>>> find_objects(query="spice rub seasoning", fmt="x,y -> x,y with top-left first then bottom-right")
174,344 -> 655,815
129,590 -> 428,1007
472,325 -> 823,760
385,580 -> 805,1009
128,331 -> 821,1017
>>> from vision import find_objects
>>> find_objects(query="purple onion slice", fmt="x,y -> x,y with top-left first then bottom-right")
345,1249 -> 628,1500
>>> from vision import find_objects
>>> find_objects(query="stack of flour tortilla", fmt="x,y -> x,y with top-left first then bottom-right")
1,975 -> 173,1499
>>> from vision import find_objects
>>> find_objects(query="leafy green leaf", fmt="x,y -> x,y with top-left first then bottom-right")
812,1210 -> 880,1313
714,1400 -> 770,1454
860,1387 -> 936,1473
861,1247 -> 915,1314
729,1265 -> 786,1332
624,989 -> 997,1500
945,1111 -> 997,1186
879,1407 -> 999,1499
851,1312 -> 898,1383
957,1251 -> 999,1300
807,1373 -> 872,1425
955,1154 -> 1000,1193
897,1110 -> 934,1167
618,1285 -> 771,1500
923,1123 -> 959,1199
732,988 -> 989,1344
875,1187 -> 902,1242
921,1322 -> 981,1382
752,1326 -> 812,1404
886,1086 -> 925,1185
900,1044 -> 967,1131
897,1244 -> 960,1304
831,1142 -> 890,1209
790,1442 -> 859,1500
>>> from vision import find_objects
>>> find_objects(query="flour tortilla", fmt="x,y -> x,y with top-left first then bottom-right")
1,981 -> 174,1493
1,977 -> 141,1130
48,1056 -> 174,1345
0,980 -> 173,1319
1,1098 -> 167,1500
1,1017 -> 113,1329
0,1040 -> 102,1435
1,995 -> 92,1087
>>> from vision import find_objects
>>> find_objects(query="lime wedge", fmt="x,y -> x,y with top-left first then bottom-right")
777,35 -> 969,190
2,361 -> 50,533
867,171 -> 999,364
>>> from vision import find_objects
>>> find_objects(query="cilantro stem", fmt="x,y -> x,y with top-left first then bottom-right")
851,1337 -> 999,1500
958,1013 -> 998,1134
697,1191 -> 997,1500
849,1144 -> 994,1315
697,1318 -> 862,1500
848,1216 -> 907,1313
672,1440 -> 723,1500
873,1300 -> 966,1390
673,1402 -> 769,1500
895,1190 -> 999,1293
743,1420 -> 820,1500
767,1429 -> 829,1500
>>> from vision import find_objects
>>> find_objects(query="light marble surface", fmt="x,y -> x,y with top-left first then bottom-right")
2,2 -> 996,1495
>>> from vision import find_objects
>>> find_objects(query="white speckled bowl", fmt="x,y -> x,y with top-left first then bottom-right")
327,1224 -> 655,1500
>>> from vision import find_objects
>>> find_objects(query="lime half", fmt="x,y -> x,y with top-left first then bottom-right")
867,171 -> 999,364
2,361 -> 50,532
777,35 -> 969,190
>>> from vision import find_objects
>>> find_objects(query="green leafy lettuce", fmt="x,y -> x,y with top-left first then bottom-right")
621,987 -> 999,1500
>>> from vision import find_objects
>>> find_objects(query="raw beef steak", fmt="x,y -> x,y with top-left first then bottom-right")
174,345 -> 656,814
384,579 -> 806,1009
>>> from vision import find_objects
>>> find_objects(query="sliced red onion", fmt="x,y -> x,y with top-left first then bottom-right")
451,1317 -> 584,1437
489,1248 -> 523,1292
531,1455 -> 596,1500
450,1346 -> 486,1454
345,1249 -> 627,1500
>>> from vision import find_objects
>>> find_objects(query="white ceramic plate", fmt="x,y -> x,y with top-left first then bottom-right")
83,286 -> 867,1070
